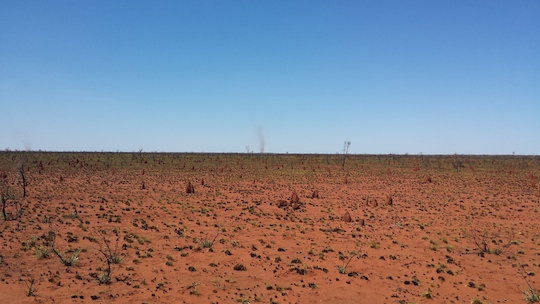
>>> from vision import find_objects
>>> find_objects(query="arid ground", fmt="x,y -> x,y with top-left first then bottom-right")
1,152 -> 539,304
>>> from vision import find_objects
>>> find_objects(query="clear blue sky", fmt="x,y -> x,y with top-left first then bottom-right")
1,1 -> 539,154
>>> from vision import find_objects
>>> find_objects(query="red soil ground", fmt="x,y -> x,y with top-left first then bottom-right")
0,153 -> 539,304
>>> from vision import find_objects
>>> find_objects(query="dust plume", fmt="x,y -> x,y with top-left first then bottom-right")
258,126 -> 265,153
24,140 -> 32,152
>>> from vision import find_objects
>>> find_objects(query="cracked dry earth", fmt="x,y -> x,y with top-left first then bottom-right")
0,153 -> 539,304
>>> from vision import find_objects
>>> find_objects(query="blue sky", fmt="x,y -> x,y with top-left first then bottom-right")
1,1 -> 539,154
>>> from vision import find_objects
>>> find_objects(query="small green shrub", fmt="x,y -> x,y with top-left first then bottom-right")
524,288 -> 540,303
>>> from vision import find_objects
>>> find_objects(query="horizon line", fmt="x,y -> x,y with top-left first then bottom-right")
1,150 -> 538,157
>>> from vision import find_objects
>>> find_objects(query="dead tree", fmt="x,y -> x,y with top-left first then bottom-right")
1,188 -> 7,221
16,160 -> 27,198
0,177 -> 18,221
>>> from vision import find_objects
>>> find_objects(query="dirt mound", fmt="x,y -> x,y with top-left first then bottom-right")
342,211 -> 352,222
290,190 -> 300,205
186,181 -> 195,194
277,200 -> 289,208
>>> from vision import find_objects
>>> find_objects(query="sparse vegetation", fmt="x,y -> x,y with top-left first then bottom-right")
21,271 -> 39,296
332,247 -> 361,274
469,225 -> 516,256
0,152 -> 538,302
524,288 -> 540,303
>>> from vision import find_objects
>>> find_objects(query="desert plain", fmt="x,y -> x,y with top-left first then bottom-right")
0,152 -> 539,304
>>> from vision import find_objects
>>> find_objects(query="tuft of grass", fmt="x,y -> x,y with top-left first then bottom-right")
136,235 -> 150,245
99,273 -> 111,285
524,288 -> 540,303
188,282 -> 200,295
34,245 -> 51,259
235,297 -> 251,304
62,249 -> 81,266
63,212 -> 78,219
199,238 -> 214,248
370,241 -> 380,249
421,288 -> 433,299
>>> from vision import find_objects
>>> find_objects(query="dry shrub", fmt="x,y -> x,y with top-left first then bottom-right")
469,225 -> 516,256
290,202 -> 301,211
290,191 -> 300,205
186,182 -> 195,194
342,211 -> 352,223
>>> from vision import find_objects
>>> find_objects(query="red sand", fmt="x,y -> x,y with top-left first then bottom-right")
1,153 -> 539,303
